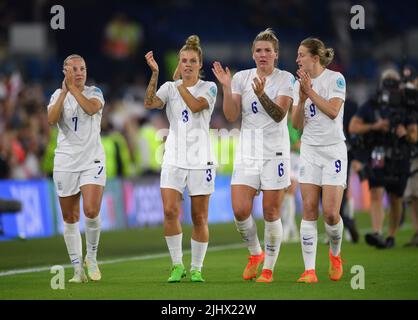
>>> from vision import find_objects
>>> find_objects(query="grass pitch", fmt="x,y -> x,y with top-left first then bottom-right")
1,213 -> 417,300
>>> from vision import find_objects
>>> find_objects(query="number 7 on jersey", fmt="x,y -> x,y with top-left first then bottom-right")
72,116 -> 78,131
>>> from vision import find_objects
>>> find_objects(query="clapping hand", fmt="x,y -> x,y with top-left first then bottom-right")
145,51 -> 159,73
296,69 -> 312,102
212,61 -> 232,88
64,66 -> 75,90
251,76 -> 266,97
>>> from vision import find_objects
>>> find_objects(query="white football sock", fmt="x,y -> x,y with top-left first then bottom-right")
263,219 -> 283,270
63,221 -> 82,271
325,219 -> 344,256
165,233 -> 183,265
300,219 -> 318,271
190,238 -> 208,272
234,216 -> 262,255
85,216 -> 101,261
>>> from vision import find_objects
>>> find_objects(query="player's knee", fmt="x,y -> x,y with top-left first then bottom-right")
164,205 -> 180,221
370,188 -> 383,202
323,213 -> 340,225
63,212 -> 80,224
83,205 -> 99,219
303,201 -> 318,217
233,204 -> 252,221
192,212 -> 208,227
262,205 -> 280,221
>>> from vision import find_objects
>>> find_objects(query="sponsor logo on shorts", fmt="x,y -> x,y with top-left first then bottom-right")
57,181 -> 63,190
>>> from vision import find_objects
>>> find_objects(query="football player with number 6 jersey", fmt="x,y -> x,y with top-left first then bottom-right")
213,29 -> 294,283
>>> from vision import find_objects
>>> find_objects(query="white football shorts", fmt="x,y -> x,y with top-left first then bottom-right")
231,157 -> 290,191
160,165 -> 215,196
53,164 -> 106,197
299,142 -> 347,188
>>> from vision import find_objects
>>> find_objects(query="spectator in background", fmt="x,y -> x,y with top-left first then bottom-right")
349,69 -> 417,249
402,65 -> 418,247
209,112 -> 237,177
404,150 -> 418,247
41,127 -> 57,178
0,131 -> 12,179
329,0 -> 352,69
103,12 -> 144,92
134,113 -> 164,176
340,96 -> 360,243
101,112 -> 133,179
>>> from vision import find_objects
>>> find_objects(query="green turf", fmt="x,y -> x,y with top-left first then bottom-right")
1,212 -> 418,299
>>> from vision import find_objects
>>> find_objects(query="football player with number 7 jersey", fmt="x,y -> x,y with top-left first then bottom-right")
47,54 -> 106,284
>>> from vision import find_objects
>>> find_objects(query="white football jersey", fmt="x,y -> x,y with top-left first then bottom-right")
156,79 -> 217,169
47,86 -> 105,172
231,68 -> 294,160
293,69 -> 346,146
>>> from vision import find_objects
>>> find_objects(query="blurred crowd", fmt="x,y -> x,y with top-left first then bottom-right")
1,0 -> 417,182
0,59 -> 241,180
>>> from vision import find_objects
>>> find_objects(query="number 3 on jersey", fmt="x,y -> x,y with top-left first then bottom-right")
206,169 -> 212,182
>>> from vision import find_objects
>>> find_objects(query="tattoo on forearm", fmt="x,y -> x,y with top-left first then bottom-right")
145,72 -> 159,105
259,93 -> 285,122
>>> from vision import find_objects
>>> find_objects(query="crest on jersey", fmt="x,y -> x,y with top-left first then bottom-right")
291,75 -> 297,86
209,86 -> 217,97
336,78 -> 345,89
93,87 -> 103,95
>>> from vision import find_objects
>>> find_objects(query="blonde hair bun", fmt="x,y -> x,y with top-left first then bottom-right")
186,35 -> 200,47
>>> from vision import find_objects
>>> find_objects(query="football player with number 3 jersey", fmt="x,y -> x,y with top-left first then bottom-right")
144,35 -> 217,283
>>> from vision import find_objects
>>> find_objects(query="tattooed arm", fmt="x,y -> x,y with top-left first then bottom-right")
144,71 -> 163,109
144,51 -> 164,109
252,77 -> 291,123
258,93 -> 291,123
